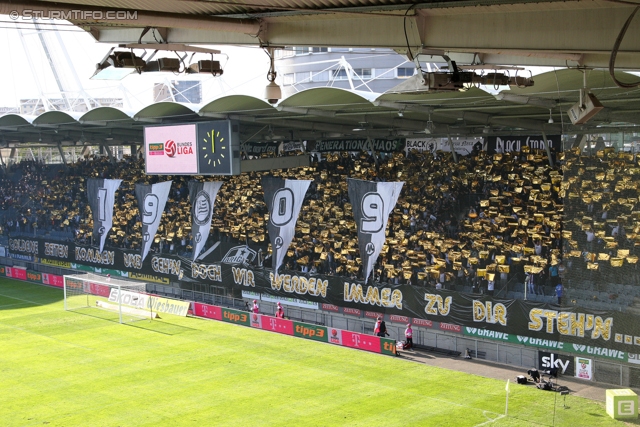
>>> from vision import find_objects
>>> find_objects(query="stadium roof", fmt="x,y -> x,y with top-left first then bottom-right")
7,0 -> 640,69
0,69 -> 639,150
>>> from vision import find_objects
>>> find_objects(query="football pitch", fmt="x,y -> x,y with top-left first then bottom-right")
0,278 -> 632,427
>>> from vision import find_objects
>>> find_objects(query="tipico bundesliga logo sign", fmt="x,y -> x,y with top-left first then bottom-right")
148,140 -> 194,157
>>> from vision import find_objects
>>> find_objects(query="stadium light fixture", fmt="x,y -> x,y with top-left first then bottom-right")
92,43 -> 225,80
186,60 -> 223,76
425,113 -> 435,134
143,58 -> 181,73
352,122 -> 369,131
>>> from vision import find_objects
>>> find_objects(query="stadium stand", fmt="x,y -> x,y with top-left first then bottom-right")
1,145 -> 639,314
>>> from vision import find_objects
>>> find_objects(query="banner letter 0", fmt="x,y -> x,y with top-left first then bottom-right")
271,188 -> 294,226
361,192 -> 384,233
143,194 -> 160,225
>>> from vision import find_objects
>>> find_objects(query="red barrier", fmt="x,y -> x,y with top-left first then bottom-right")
341,330 -> 382,353
261,316 -> 294,335
193,302 -> 222,320
42,273 -> 64,288
6,267 -> 27,280
87,283 -> 111,298
181,302 -> 394,357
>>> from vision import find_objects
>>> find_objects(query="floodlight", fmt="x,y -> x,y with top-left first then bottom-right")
387,70 -> 534,94
91,38 -> 225,80
187,60 -> 223,75
144,58 -> 181,72
108,51 -> 146,69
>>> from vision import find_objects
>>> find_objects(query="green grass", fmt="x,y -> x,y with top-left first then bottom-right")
0,278 -> 636,427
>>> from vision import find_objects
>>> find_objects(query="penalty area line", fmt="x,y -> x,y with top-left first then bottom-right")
0,292 -> 93,350
0,302 -> 32,309
0,320 -> 94,351
0,291 -> 54,307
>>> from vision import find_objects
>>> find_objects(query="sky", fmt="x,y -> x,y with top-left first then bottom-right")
0,15 -> 271,111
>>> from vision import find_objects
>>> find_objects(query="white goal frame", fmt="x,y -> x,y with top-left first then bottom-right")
63,273 -> 155,324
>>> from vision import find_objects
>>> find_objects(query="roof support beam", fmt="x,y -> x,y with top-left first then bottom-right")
57,143 -> 68,167
0,1 -> 261,35
81,2 -> 640,69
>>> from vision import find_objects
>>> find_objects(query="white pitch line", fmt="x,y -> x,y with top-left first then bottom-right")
0,302 -> 30,309
473,414 -> 506,426
0,321 -> 93,350
0,292 -> 93,350
0,291 -> 53,307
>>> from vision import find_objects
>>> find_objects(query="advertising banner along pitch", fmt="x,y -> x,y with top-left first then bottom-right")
87,178 -> 122,253
14,233 -> 640,359
262,177 -> 311,277
188,181 -> 223,260
135,181 -> 172,262
347,178 -> 404,282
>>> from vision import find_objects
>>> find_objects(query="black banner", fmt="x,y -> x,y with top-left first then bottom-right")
486,135 -> 561,154
262,177 -> 311,276
7,235 -> 640,357
347,178 -> 403,282
188,180 -> 223,260
135,181 -> 172,262
310,138 -> 404,153
241,141 -> 280,156
87,178 -> 122,253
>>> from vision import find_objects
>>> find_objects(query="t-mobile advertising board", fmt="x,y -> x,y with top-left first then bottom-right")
261,316 -> 294,335
6,266 -> 27,280
192,302 -> 394,356
193,302 -> 222,321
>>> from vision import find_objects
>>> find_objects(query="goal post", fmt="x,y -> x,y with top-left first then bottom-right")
63,273 -> 155,324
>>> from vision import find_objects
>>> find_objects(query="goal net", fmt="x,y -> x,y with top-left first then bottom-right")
63,273 -> 156,324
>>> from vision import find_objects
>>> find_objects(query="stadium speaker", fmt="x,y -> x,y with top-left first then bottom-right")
567,91 -> 603,125
516,375 -> 527,385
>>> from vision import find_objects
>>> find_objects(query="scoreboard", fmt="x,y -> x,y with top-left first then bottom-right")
144,120 -> 240,175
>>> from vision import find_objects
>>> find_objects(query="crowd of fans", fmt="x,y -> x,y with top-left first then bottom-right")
1,144 -> 639,304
